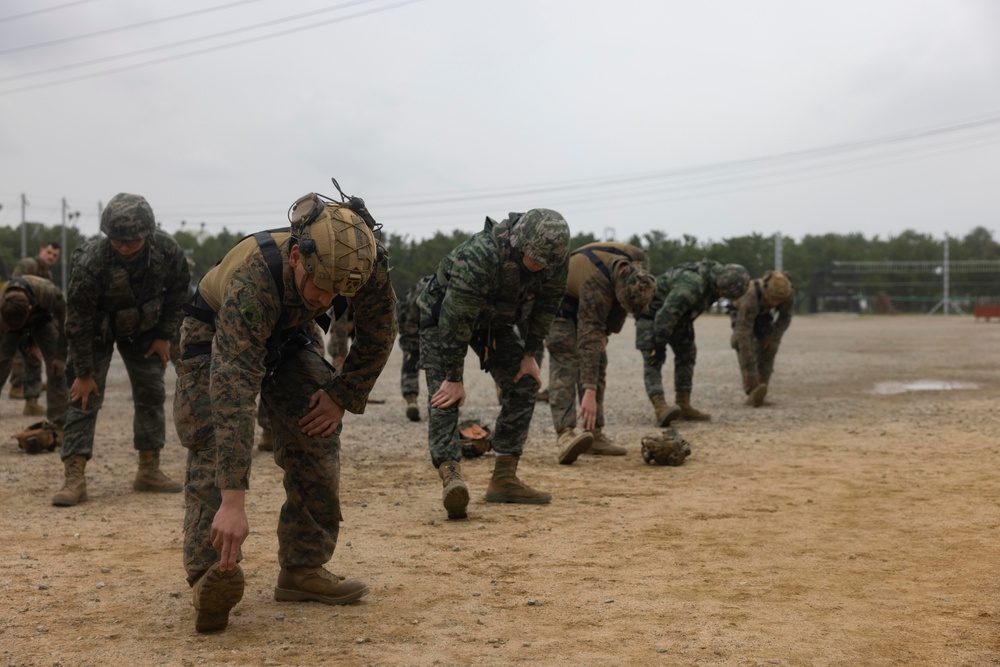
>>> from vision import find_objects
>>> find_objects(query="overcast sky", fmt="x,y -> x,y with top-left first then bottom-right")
1,0 -> 998,246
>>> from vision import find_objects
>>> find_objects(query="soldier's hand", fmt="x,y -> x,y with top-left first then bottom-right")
70,376 -> 100,411
513,354 -> 542,389
144,338 -> 171,368
577,388 -> 598,431
51,359 -> 66,379
299,390 -> 345,437
211,490 -> 249,572
431,380 -> 466,409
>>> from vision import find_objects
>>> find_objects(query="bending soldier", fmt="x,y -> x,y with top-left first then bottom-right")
54,194 -> 190,506
730,270 -> 793,406
636,260 -> 749,425
418,209 -> 569,519
397,274 -> 432,421
547,242 -> 655,464
175,190 -> 395,633
9,241 -> 61,413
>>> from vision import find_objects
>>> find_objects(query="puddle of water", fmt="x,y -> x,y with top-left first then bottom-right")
871,380 -> 980,395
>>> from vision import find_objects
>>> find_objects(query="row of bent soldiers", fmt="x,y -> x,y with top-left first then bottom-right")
0,191 -> 792,634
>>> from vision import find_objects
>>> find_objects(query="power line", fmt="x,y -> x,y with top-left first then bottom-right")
0,0 -> 424,94
0,0 -> 269,55
0,0 -> 99,24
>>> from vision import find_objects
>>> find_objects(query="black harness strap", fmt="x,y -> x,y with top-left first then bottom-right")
572,245 -> 633,282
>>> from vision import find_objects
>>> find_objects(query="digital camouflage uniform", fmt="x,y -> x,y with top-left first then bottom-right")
0,275 -> 68,424
397,275 -> 432,398
636,260 -> 748,401
547,243 -> 649,434
418,212 -> 568,469
63,229 -> 190,461
325,304 -> 355,364
730,272 -> 793,399
175,227 -> 395,586
10,255 -> 53,399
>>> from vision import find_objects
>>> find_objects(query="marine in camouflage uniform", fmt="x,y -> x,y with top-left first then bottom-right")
636,260 -> 749,424
9,241 -> 61,411
418,209 -> 569,519
53,194 -> 190,507
730,270 -> 793,407
546,242 -> 655,464
175,192 -> 395,633
0,274 -> 69,427
397,274 -> 432,421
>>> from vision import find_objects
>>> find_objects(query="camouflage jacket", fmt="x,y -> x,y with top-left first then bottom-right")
731,279 -> 793,382
396,274 -> 432,352
1,276 -> 68,357
420,216 -> 568,382
197,231 -> 396,489
565,242 -> 647,387
643,260 -> 724,346
12,256 -> 53,280
66,230 -> 190,376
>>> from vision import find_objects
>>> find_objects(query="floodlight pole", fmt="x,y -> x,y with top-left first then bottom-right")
20,193 -> 28,258
774,232 -> 783,271
928,237 -> 964,316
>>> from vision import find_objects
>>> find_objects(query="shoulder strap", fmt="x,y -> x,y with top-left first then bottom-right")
571,245 -> 633,282
253,231 -> 285,304
8,276 -> 35,302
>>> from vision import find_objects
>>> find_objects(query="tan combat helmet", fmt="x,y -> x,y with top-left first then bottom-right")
288,193 -> 377,297
762,270 -> 793,303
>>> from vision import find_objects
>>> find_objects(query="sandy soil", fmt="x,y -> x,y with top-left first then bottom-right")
1,314 -> 999,667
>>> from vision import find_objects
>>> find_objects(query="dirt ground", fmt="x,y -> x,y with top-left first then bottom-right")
1,313 -> 999,667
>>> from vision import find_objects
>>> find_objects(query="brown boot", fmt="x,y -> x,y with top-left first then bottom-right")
535,388 -> 549,403
404,394 -> 420,422
438,460 -> 469,520
193,562 -> 245,633
274,566 -> 369,605
23,397 -> 45,416
587,428 -> 626,456
485,456 -> 551,504
257,426 -> 274,452
52,455 -> 88,506
747,384 -> 768,407
650,394 -> 681,426
133,450 -> 183,493
556,427 -> 593,465
676,391 -> 711,421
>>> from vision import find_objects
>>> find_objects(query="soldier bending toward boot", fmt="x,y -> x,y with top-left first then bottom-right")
175,189 -> 395,633
0,275 -> 69,433
548,242 -> 655,464
417,209 -> 569,519
730,270 -> 793,407
636,260 -> 749,425
10,241 -> 61,414
54,193 -> 190,506
397,274 -> 432,421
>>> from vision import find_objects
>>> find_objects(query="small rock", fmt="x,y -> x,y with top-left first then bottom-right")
477,619 -> 484,625
657,648 -> 667,653
355,637 -> 369,644
526,599 -> 538,606
100,567 -> 111,574
37,625 -> 46,633
274,614 -> 285,621
472,592 -> 481,597
452,546 -> 460,552
97,582 -> 105,589
604,598 -> 614,604
38,584 -> 48,590
427,519 -> 435,525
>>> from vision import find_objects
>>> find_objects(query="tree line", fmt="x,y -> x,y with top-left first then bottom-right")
4,221 -> 999,313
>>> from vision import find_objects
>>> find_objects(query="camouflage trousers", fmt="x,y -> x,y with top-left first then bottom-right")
420,324 -> 538,468
175,318 -> 343,586
8,351 -> 43,397
635,318 -> 697,397
731,331 -> 778,393
0,320 -> 68,424
544,316 -> 606,433
399,338 -> 420,397
62,337 -> 164,460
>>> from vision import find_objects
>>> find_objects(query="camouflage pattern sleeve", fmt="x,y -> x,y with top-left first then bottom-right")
65,241 -> 105,377
521,256 -> 568,358
574,272 -> 613,388
210,254 -> 282,490
436,234 -> 498,382
152,232 -> 192,340
652,273 -> 704,346
772,298 -> 793,345
326,265 -> 397,413
11,257 -> 38,278
732,289 -> 762,388
32,278 -> 67,354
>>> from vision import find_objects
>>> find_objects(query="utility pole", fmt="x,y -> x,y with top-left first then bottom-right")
774,232 -> 783,272
20,193 -> 28,258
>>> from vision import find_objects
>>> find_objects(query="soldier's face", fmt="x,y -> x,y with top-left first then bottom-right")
110,237 -> 146,259
38,245 -> 60,267
289,245 -> 337,310
522,256 -> 546,273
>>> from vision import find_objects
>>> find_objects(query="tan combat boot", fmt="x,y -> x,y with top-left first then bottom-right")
556,427 -> 593,465
438,460 -> 469,519
747,384 -> 768,407
52,455 -> 88,506
274,566 -> 369,605
193,562 -> 245,633
23,397 -> 45,416
535,387 -> 549,403
257,426 -> 274,452
650,394 -> 681,427
676,391 -> 711,421
404,394 -> 420,422
485,456 -> 551,504
587,428 -> 627,456
133,450 -> 183,493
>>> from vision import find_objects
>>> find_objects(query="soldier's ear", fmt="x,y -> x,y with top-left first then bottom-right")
288,244 -> 302,268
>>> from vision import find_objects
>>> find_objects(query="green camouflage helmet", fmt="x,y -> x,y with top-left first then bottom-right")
100,193 -> 156,241
289,194 -> 376,297
508,208 -> 569,267
615,261 -> 656,314
714,263 -> 750,301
